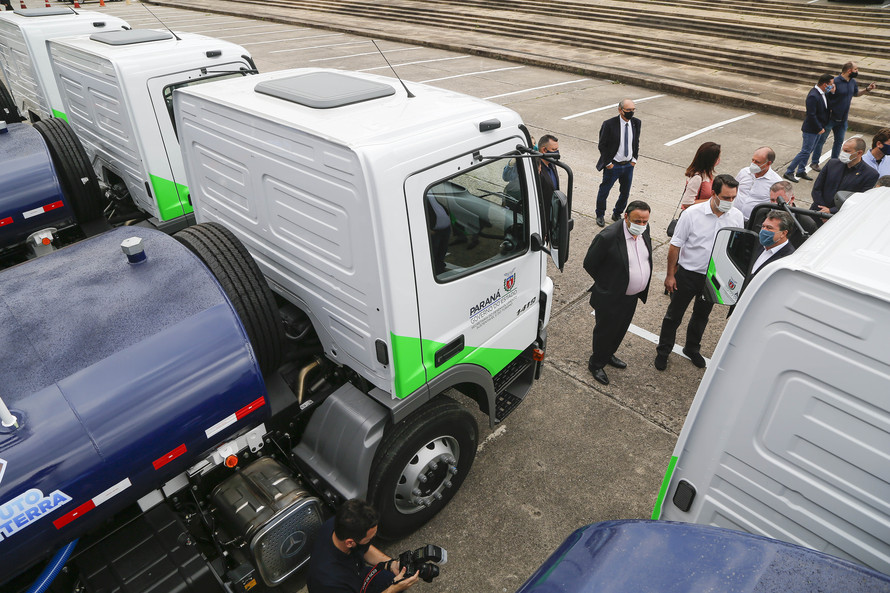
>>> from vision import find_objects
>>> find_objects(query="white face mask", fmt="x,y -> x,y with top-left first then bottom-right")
628,222 -> 647,236
749,161 -> 763,174
838,151 -> 853,164
716,198 -> 733,213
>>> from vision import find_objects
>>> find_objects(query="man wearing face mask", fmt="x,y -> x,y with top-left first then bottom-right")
811,137 -> 879,215
594,99 -> 641,227
655,174 -> 743,371
811,62 -> 877,170
734,146 -> 782,221
863,128 -> 890,177
750,211 -> 795,279
784,74 -> 834,183
583,201 -> 652,385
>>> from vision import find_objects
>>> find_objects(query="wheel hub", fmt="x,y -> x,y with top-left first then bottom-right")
393,436 -> 460,514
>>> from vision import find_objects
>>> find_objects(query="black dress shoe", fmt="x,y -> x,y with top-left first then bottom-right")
797,171 -> 814,181
782,171 -> 799,183
608,355 -> 627,369
810,162 -> 822,172
611,212 -> 621,222
596,217 -> 605,227
654,354 -> 668,371
682,348 -> 706,368
590,366 -> 609,385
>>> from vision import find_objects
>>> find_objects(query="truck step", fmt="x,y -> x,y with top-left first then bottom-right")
494,391 -> 524,424
493,355 -> 532,395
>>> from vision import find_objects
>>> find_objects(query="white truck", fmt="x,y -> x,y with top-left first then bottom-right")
48,28 -> 258,232
654,186 -> 890,575
174,66 -> 572,534
0,7 -> 128,122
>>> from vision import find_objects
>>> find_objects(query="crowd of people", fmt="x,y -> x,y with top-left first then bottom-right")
582,61 -> 886,386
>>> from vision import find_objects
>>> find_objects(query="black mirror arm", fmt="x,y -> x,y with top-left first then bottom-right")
776,197 -> 810,239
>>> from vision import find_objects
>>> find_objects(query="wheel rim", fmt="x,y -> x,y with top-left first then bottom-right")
393,436 -> 460,514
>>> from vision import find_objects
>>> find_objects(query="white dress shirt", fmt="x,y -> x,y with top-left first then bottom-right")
616,118 -> 635,163
734,167 -> 782,220
815,84 -> 827,109
751,240 -> 787,273
670,200 -> 744,274
623,222 -> 650,295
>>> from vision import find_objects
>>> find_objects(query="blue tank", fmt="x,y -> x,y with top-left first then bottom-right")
0,122 -> 74,248
0,227 -> 268,585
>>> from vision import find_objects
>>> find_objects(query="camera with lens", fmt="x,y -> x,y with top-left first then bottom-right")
398,544 -> 448,583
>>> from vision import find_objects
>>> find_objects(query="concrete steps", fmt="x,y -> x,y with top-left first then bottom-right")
146,0 -> 889,131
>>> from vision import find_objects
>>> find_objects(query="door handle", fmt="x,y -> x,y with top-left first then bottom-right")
435,335 -> 465,367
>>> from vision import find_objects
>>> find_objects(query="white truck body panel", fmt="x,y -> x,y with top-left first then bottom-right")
176,68 -> 545,399
48,30 -> 252,222
658,187 -> 890,574
0,8 -> 128,119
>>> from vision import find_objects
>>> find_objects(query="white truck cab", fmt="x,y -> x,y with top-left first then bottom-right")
654,186 -> 890,575
0,7 -> 128,121
174,68 -> 572,534
48,29 -> 256,231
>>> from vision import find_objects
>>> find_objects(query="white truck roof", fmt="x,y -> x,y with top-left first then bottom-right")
754,186 -> 890,302
177,67 -> 522,148
0,8 -> 129,119
49,29 -> 250,76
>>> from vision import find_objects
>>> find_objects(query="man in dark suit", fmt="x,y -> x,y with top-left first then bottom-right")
811,137 -> 879,216
749,211 -> 795,279
594,99 -> 641,227
583,200 -> 652,385
784,74 -> 833,183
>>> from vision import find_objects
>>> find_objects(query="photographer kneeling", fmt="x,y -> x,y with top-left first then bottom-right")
307,499 -> 419,593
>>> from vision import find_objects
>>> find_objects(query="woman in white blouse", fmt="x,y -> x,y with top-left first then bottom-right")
681,142 -> 721,210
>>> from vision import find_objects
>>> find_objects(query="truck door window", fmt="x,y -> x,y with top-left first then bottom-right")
162,72 -> 247,135
424,157 -> 528,282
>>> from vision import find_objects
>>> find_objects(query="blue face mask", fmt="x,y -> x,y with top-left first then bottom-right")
881,144 -> 890,156
759,228 -> 775,247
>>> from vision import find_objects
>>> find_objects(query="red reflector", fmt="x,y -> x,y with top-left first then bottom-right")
44,200 -> 64,212
53,499 -> 96,530
235,396 -> 265,420
0,217 -> 12,227
532,348 -> 545,361
225,455 -> 239,468
152,443 -> 187,470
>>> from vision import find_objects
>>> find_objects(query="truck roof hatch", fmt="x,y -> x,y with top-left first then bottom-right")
14,7 -> 76,16
90,29 -> 174,45
255,71 -> 395,109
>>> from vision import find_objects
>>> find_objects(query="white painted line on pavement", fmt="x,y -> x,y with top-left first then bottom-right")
562,94 -> 665,120
359,55 -> 471,72
418,66 -> 524,84
211,30 -> 301,40
804,133 -> 863,174
807,0 -> 819,4
664,112 -> 756,146
241,33 -> 344,46
271,40 -> 370,54
191,23 -> 296,33
477,425 -> 507,453
310,47 -> 422,63
882,2 -> 890,8
590,312 -> 710,365
484,79 -> 589,100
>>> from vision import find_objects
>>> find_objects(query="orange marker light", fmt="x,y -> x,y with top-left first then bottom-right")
533,348 -> 545,362
225,455 -> 239,468
42,237 -> 51,246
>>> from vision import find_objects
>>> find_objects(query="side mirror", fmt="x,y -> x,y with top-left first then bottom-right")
704,227 -> 757,305
834,190 -> 855,209
549,190 -> 571,271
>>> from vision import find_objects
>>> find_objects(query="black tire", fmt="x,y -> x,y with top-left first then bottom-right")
368,396 -> 479,539
0,79 -> 24,124
33,117 -> 104,223
175,222 -> 284,375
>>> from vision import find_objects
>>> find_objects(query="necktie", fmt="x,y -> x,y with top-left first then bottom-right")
624,122 -> 630,159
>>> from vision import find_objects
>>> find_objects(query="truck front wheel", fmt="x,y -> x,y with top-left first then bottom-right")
368,396 -> 478,539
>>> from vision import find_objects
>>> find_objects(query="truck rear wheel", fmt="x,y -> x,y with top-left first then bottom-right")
0,80 -> 24,124
175,222 -> 284,375
368,396 -> 478,539
33,117 -> 104,223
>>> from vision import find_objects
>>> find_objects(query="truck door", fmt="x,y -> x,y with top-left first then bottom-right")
147,66 -> 249,222
404,141 -> 542,391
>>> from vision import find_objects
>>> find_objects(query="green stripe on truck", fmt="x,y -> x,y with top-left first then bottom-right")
390,333 -> 521,399
51,110 -> 68,123
652,455 -> 678,519
149,174 -> 194,221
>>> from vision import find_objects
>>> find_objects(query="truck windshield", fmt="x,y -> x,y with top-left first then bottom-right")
424,156 -> 529,282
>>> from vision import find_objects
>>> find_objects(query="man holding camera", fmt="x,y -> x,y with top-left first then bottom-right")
307,499 -> 419,593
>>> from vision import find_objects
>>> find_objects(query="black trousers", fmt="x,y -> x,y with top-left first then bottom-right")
590,293 -> 639,369
656,266 -> 713,357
